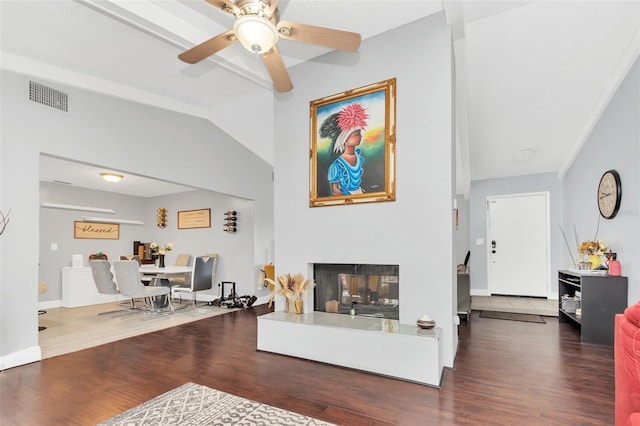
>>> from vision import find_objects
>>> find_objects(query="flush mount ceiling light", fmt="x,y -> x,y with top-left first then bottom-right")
513,149 -> 535,162
100,172 -> 123,183
233,14 -> 278,53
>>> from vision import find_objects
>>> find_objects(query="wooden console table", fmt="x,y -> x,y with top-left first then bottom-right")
558,269 -> 627,345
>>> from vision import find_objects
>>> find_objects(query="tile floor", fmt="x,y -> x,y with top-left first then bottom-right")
471,295 -> 558,317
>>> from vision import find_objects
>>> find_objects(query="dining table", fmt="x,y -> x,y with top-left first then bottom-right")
139,265 -> 193,307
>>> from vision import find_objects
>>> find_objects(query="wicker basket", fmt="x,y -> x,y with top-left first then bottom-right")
561,295 -> 581,314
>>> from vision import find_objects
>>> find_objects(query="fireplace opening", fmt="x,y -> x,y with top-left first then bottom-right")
313,263 -> 399,319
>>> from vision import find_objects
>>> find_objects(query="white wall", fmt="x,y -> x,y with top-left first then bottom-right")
39,182 -> 266,306
0,70 -> 274,369
454,195 -> 471,267
564,57 -> 639,304
469,172 -> 563,297
273,14 -> 457,368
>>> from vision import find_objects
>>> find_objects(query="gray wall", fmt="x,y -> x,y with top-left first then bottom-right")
39,182 -> 264,306
563,57 -> 639,304
1,70 -> 274,369
274,14 -> 458,367
469,172 -> 563,296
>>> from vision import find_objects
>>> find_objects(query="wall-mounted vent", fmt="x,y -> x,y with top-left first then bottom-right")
29,81 -> 68,112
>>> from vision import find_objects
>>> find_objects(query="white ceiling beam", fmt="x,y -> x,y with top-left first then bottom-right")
559,28 -> 640,177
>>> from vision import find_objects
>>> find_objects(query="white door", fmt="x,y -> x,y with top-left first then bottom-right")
487,193 -> 549,297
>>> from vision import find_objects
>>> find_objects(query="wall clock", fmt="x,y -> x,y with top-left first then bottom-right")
597,169 -> 622,219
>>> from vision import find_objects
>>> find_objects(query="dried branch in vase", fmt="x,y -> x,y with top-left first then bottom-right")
265,273 -> 315,311
0,208 -> 10,236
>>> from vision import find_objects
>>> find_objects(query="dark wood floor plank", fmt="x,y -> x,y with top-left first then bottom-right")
0,307 -> 614,425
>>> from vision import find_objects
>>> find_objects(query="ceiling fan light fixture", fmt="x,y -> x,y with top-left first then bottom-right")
100,172 -> 123,183
233,14 -> 278,53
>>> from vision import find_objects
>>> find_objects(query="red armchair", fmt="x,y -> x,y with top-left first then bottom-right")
615,302 -> 640,425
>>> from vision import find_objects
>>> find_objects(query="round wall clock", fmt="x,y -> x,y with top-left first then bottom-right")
597,169 -> 622,219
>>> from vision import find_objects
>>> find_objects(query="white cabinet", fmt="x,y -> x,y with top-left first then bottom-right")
62,267 -> 118,308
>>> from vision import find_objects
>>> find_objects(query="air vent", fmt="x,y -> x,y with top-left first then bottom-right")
29,81 -> 68,112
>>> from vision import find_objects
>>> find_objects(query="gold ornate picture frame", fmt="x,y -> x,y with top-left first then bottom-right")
309,78 -> 396,207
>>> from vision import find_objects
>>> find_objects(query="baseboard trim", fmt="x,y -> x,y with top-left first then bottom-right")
0,345 -> 42,371
39,299 -> 62,310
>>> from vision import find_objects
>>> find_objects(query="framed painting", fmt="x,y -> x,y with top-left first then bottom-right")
74,221 -> 120,240
177,208 -> 211,229
309,78 -> 396,207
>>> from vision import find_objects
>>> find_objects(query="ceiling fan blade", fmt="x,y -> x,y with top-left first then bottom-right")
204,0 -> 239,15
178,30 -> 237,64
277,21 -> 361,52
265,0 -> 279,15
262,46 -> 293,92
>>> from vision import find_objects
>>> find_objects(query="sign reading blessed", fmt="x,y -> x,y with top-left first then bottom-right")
178,208 -> 211,229
74,221 -> 120,240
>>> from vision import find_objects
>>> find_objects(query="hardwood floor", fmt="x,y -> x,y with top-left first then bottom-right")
1,305 -> 614,425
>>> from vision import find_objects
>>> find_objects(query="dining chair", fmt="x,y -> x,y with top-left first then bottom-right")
89,260 -> 133,315
169,253 -> 191,286
38,281 -> 47,331
172,255 -> 218,311
113,260 -> 174,314
120,255 -> 152,283
119,255 -> 142,265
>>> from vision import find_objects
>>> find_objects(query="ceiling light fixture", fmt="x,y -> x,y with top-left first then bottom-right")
100,172 -> 123,183
233,14 -> 278,53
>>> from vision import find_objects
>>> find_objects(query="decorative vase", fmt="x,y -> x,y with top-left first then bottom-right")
294,299 -> 303,314
158,254 -> 165,268
589,254 -> 600,269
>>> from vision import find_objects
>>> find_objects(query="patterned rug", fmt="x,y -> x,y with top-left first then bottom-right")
97,382 -> 335,425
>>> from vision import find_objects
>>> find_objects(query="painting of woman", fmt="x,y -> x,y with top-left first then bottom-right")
309,78 -> 396,207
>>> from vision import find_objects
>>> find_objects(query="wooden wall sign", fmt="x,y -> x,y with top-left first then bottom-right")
74,221 -> 120,240
178,208 -> 211,229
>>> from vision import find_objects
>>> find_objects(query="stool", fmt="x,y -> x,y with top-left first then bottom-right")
38,281 -> 47,331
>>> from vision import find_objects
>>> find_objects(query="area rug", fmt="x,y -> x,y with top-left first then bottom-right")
479,310 -> 546,324
97,382 -> 335,426
39,302 -> 238,360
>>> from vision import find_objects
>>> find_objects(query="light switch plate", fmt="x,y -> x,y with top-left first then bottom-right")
50,243 -> 58,251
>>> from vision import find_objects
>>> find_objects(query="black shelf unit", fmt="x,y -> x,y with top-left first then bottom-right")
558,270 -> 627,346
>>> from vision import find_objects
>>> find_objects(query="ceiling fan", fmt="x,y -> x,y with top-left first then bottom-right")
178,0 -> 361,92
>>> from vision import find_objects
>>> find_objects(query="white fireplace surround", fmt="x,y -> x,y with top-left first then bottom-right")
257,311 -> 443,387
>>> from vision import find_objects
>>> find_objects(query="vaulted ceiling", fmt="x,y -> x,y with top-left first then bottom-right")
2,1 -> 638,197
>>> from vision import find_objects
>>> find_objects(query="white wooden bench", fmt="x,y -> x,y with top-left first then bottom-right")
257,311 -> 442,387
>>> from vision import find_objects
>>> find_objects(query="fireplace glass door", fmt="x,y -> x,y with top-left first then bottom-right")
314,263 -> 399,319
